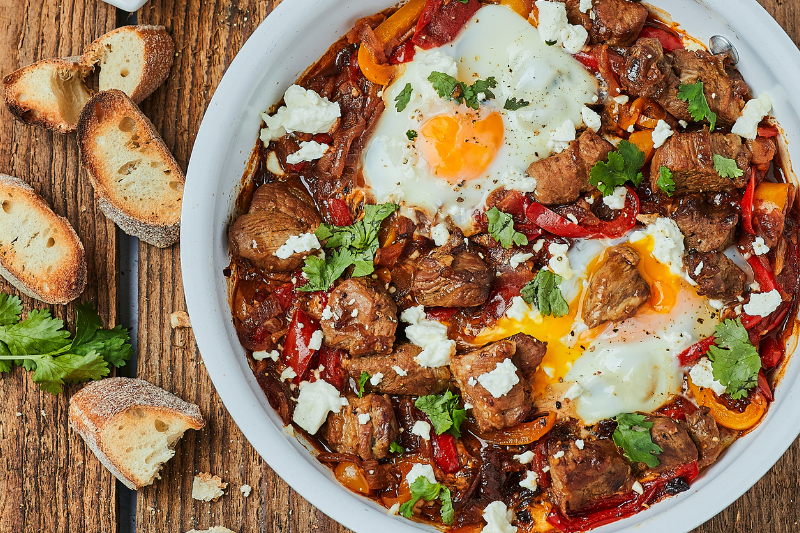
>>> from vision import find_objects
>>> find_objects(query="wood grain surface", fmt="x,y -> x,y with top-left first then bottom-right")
0,0 -> 798,532
0,1 -> 119,532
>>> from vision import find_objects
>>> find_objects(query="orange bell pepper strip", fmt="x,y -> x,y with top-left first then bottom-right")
754,181 -> 792,212
358,0 -> 426,85
468,411 -> 556,445
688,377 -> 767,431
628,130 -> 655,163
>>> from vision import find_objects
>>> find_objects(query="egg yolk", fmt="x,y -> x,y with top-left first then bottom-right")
627,236 -> 681,313
417,109 -> 504,183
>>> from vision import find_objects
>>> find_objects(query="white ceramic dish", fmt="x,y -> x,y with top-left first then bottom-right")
101,0 -> 148,11
181,1 -> 800,531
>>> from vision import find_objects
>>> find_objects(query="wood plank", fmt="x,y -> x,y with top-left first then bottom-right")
0,1 -> 118,532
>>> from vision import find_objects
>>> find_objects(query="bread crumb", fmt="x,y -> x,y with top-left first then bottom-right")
192,473 -> 228,502
15,412 -> 22,417
240,484 -> 252,497
170,311 -> 191,328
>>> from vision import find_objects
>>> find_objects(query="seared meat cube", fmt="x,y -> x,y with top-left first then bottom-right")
228,180 -> 322,272
342,343 -> 452,395
412,229 -> 491,308
752,183 -> 794,248
590,0 -> 649,47
684,252 -> 747,300
321,277 -> 398,356
471,232 -> 535,289
528,129 -> 615,205
636,416 -> 698,475
650,130 -> 750,195
671,195 -> 738,253
449,340 -> 532,432
582,245 -> 651,329
321,393 -> 400,461
621,38 -> 677,100
548,439 -> 633,516
747,136 -> 777,168
685,406 -> 725,469
506,333 -> 547,381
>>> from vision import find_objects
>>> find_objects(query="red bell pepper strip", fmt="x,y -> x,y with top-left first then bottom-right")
678,314 -> 762,365
389,39 -> 416,64
426,307 -> 459,323
273,282 -> 296,311
431,432 -> 460,474
596,45 -> 623,97
573,51 -> 599,73
412,0 -> 480,50
747,254 -> 779,292
757,124 -> 779,137
327,198 -> 353,226
655,396 -> 698,421
281,308 -> 321,384
757,370 -> 774,402
741,168 -> 757,235
318,345 -> 346,390
638,24 -> 684,52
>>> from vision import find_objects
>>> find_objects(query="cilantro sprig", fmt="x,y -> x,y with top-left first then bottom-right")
390,441 -> 405,454
486,207 -> 528,249
612,413 -> 663,468
677,81 -> 717,131
0,295 -> 133,394
415,391 -> 467,437
428,71 -> 497,110
708,318 -> 761,399
504,97 -> 530,111
395,83 -> 413,112
301,203 -> 399,291
399,477 -> 454,525
521,270 -> 569,317
588,140 -> 646,196
712,154 -> 744,179
657,166 -> 675,196
357,371 -> 369,398
406,129 -> 418,141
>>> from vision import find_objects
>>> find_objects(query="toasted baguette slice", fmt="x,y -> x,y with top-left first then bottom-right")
2,57 -> 92,133
77,89 -> 184,247
69,377 -> 205,490
0,174 -> 86,304
81,25 -> 174,104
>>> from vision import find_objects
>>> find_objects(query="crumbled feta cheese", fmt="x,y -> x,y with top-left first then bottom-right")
613,95 -> 629,105
477,359 -> 520,398
708,299 -> 724,310
260,85 -> 341,142
629,217 -> 685,277
321,305 -> 334,320
280,367 -> 297,382
401,306 -> 456,368
400,305 -> 427,325
626,124 -> 635,133
548,243 -> 574,280
358,413 -> 371,425
369,372 -> 384,386
532,239 -> 545,253
308,330 -> 323,351
651,119 -> 673,148
632,481 -> 644,495
292,380 -> 349,434
536,1 -> 568,43
579,0 -> 592,12
567,213 -> 579,224
286,140 -> 329,164
560,23 -> 589,54
431,224 -> 450,246
564,382 -> 584,400
679,120 -> 688,128
690,357 -> 727,395
732,93 -> 772,139
506,296 -> 541,322
392,365 -> 408,376
482,501 -> 517,533
602,186 -> 628,210
581,106 -> 601,132
519,470 -> 539,491
411,420 -> 432,441
387,502 -> 400,515
405,463 -> 437,486
351,308 -> 359,318
694,261 -> 704,276
468,376 -> 478,387
252,349 -> 280,361
240,484 -> 252,497
753,236 -> 770,255
464,402 -> 473,409
500,169 -> 537,193
509,253 -> 534,269
514,451 -> 535,464
542,466 -> 550,473
553,451 -> 565,459
547,119 -> 576,153
743,289 -> 782,317
275,232 -> 321,259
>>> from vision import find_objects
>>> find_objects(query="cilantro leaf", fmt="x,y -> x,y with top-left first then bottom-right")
357,371 -> 369,398
504,97 -> 530,111
612,413 -> 662,468
708,318 -> 761,399
390,441 -> 405,454
439,488 -> 454,525
0,341 -> 12,373
677,81 -> 717,131
520,270 -> 569,317
712,154 -> 744,179
395,83 -> 413,112
486,207 -> 528,249
0,293 -> 22,326
588,140 -> 646,196
415,390 -> 466,437
427,71 -> 496,110
300,249 -> 353,292
657,166 -> 675,197
428,71 -> 460,100
407,129 -> 418,140
399,477 -> 453,524
456,0 -> 469,3
0,309 -> 71,362
545,39 -> 558,46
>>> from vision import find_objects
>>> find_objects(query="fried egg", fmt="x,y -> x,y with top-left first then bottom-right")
362,4 -> 598,229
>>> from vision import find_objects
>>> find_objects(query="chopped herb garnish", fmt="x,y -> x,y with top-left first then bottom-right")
657,166 -> 675,196
677,81 -> 717,131
546,39 -> 558,46
712,154 -> 744,179
399,477 -> 454,525
395,83 -> 413,112
708,318 -> 761,399
415,390 -> 467,437
357,371 -> 370,398
521,270 -> 569,317
588,140 -> 646,196
406,129 -> 418,140
390,441 -> 405,454
428,71 -> 497,110
486,207 -> 528,249
612,413 -> 662,468
504,97 -> 530,111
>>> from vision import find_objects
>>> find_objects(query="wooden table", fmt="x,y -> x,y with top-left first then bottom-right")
0,0 -> 798,531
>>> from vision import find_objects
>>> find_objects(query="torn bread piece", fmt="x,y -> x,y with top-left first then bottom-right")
81,25 -> 174,104
77,89 -> 184,247
192,473 -> 228,502
69,377 -> 204,490
170,311 -> 191,328
2,57 -> 92,133
0,174 -> 86,303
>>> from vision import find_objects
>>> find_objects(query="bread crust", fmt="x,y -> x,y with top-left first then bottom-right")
77,89 -> 184,247
0,174 -> 86,304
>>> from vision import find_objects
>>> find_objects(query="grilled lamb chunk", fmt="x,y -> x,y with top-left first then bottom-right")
590,0 -> 649,47
342,343 -> 452,395
621,38 -> 677,100
321,393 -> 400,461
548,439 -> 634,517
582,245 -> 651,329
671,195 -> 738,253
471,232 -> 535,288
684,252 -> 747,300
412,229 -> 491,307
685,406 -> 725,469
528,129 -> 615,205
228,180 -> 322,272
650,130 -> 750,195
506,333 -> 547,381
449,340 -> 532,432
747,136 -> 777,168
321,277 -> 398,356
636,417 -> 698,475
